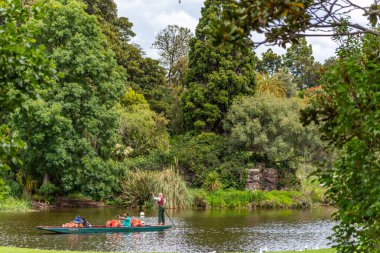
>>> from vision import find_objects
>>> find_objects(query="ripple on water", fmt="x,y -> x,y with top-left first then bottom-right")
0,208 -> 335,252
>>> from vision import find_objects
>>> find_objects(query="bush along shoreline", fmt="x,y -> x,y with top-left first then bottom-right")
1,168 -> 326,212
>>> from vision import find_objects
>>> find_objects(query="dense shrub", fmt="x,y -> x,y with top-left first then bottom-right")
62,158 -> 125,201
218,160 -> 248,190
122,150 -> 171,171
170,133 -> 256,189
118,88 -> 170,158
170,133 -> 226,187
202,171 -> 223,191
37,183 -> 58,203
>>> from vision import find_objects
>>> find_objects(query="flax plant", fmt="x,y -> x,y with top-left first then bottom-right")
121,167 -> 192,209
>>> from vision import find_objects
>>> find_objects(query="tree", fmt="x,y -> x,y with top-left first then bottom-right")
224,95 -> 324,168
275,68 -> 297,98
153,25 -> 193,85
283,38 -> 320,89
205,0 -> 380,47
12,0 -> 125,200
300,32 -> 380,252
182,0 -> 256,132
256,48 -> 282,75
171,56 -> 189,86
0,0 -> 56,195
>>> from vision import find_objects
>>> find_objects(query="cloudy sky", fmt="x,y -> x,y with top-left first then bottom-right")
114,0 -> 372,63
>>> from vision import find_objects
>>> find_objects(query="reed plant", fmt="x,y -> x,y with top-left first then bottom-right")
121,167 -> 192,209
0,197 -> 31,212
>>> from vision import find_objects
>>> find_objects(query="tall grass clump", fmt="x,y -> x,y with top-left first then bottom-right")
0,197 -> 31,212
121,167 -> 192,209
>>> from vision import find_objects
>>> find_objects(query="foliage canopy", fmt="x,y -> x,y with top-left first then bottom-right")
301,32 -> 380,252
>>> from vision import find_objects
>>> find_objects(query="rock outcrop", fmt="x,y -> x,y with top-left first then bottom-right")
246,163 -> 279,190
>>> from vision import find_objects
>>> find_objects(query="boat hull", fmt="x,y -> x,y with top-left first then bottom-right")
36,225 -> 172,234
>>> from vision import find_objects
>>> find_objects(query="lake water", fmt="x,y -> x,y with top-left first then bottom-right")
0,207 -> 335,252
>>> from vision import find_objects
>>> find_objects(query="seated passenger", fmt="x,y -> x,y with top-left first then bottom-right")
121,213 -> 131,227
82,217 -> 91,228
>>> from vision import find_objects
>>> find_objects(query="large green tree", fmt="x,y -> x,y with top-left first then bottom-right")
0,0 -> 56,197
182,0 -> 256,132
301,32 -> 380,252
12,0 -> 125,200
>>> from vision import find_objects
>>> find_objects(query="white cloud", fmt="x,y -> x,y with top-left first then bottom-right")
154,11 -> 198,31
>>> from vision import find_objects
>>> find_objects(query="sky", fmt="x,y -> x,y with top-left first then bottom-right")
114,0 -> 372,63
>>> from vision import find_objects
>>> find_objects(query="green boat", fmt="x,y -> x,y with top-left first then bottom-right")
36,225 -> 172,234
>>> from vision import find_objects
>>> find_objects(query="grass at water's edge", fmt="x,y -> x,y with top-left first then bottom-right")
191,189 -> 321,209
0,246 -> 336,253
0,197 -> 31,212
0,188 -> 327,212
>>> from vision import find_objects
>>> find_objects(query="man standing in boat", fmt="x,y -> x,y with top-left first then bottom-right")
152,192 -> 166,225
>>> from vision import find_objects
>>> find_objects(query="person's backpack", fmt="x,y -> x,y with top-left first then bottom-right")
73,215 -> 83,224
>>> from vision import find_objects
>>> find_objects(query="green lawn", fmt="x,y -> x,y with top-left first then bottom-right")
0,246 -> 336,253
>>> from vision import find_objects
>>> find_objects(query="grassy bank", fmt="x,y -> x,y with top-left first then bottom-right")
0,246 -> 336,253
0,197 -> 31,212
192,189 -> 315,208
0,189 -> 323,211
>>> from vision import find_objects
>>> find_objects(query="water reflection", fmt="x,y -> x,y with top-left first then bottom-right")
0,207 -> 335,252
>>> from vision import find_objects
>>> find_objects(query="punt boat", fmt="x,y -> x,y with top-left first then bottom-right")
36,225 -> 172,234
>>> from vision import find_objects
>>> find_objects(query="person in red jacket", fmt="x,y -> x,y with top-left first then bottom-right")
152,192 -> 166,225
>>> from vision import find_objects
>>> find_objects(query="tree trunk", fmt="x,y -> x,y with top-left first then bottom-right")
42,173 -> 50,185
